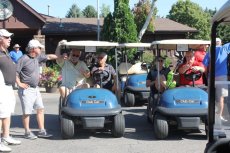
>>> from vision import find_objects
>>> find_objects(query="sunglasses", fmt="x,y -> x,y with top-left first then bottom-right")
72,54 -> 80,57
98,56 -> 104,59
3,36 -> 10,39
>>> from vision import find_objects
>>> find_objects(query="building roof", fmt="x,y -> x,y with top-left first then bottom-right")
41,17 -> 198,35
154,18 -> 197,33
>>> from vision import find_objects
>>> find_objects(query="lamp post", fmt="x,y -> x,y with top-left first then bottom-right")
48,5 -> 50,16
97,0 -> 100,41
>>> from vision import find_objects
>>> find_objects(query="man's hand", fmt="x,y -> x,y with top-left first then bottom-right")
18,82 -> 29,89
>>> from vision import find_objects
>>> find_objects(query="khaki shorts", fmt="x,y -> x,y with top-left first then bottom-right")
18,87 -> 44,115
0,85 -> 16,118
215,76 -> 228,102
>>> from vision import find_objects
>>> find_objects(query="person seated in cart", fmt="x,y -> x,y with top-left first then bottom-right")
146,56 -> 171,95
55,41 -> 90,99
91,52 -> 118,93
178,51 -> 205,86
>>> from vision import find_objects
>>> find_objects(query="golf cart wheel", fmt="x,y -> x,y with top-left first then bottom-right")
111,113 -> 125,137
58,96 -> 63,121
146,102 -> 153,123
154,114 -> 168,139
124,92 -> 135,107
61,115 -> 75,139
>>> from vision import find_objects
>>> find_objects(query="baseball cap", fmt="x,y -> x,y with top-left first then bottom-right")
13,44 -> 21,48
216,38 -> 221,42
27,39 -> 44,49
0,29 -> 13,37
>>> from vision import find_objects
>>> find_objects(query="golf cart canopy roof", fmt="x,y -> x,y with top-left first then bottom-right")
212,0 -> 230,24
151,39 -> 210,51
119,43 -> 151,48
60,41 -> 119,52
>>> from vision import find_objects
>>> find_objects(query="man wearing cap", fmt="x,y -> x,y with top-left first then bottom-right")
16,39 -> 58,140
91,52 -> 118,92
9,44 -> 23,64
0,29 -> 21,152
203,38 -> 229,122
146,56 -> 171,94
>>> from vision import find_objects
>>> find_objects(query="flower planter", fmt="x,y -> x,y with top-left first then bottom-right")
45,86 -> 57,93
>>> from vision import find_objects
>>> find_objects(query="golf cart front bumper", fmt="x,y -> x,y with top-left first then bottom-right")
156,107 -> 207,117
61,107 -> 122,129
157,107 -> 207,129
61,106 -> 122,117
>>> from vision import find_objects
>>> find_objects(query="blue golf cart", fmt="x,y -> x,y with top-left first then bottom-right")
147,39 -> 210,139
118,43 -> 151,107
205,1 -> 230,152
58,41 -> 125,139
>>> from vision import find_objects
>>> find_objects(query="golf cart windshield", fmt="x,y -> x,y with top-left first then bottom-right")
118,43 -> 151,75
207,0 -> 230,144
58,40 -> 119,91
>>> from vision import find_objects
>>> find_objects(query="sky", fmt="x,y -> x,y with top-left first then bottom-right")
22,0 -> 228,18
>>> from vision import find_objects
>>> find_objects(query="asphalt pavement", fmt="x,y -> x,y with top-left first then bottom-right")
8,88 -> 207,153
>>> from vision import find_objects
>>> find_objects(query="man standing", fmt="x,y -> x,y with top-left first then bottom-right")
16,39 -> 58,139
0,29 -> 21,152
9,44 -> 23,64
203,38 -> 229,122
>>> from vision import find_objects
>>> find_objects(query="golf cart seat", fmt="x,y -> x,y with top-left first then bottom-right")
118,62 -> 132,75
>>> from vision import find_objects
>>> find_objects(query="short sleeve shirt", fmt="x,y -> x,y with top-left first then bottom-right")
203,44 -> 230,77
0,51 -> 16,85
58,60 -> 89,88
9,50 -> 23,63
146,67 -> 170,94
91,63 -> 116,89
179,61 -> 204,86
16,53 -> 47,87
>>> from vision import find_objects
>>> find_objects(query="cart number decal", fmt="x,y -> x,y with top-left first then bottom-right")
175,99 -> 200,104
81,100 -> 104,104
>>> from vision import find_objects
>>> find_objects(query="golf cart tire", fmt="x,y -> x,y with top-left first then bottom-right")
146,102 -> 152,123
58,96 -> 63,122
112,113 -> 125,137
154,114 -> 168,139
124,92 -> 135,107
61,115 -> 75,139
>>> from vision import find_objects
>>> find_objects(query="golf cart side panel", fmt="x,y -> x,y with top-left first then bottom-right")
126,74 -> 147,88
67,88 -> 119,109
160,87 -> 208,109
125,74 -> 150,99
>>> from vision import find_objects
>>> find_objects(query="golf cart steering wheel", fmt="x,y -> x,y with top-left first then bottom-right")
93,69 -> 110,85
184,68 -> 202,81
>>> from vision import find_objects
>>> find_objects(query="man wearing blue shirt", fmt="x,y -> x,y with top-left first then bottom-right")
9,44 -> 23,64
203,38 -> 229,121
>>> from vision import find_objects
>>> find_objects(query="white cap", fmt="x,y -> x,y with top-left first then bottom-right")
13,44 -> 20,48
216,38 -> 221,42
27,39 -> 44,49
0,29 -> 13,37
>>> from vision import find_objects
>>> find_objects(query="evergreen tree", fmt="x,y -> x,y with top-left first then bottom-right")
66,4 -> 81,18
82,5 -> 97,18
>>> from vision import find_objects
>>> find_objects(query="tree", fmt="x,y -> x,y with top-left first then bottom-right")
167,0 -> 211,40
66,4 -> 81,18
100,4 -> 110,17
205,8 -> 230,43
133,0 -> 157,41
82,5 -> 97,18
101,0 -> 138,63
